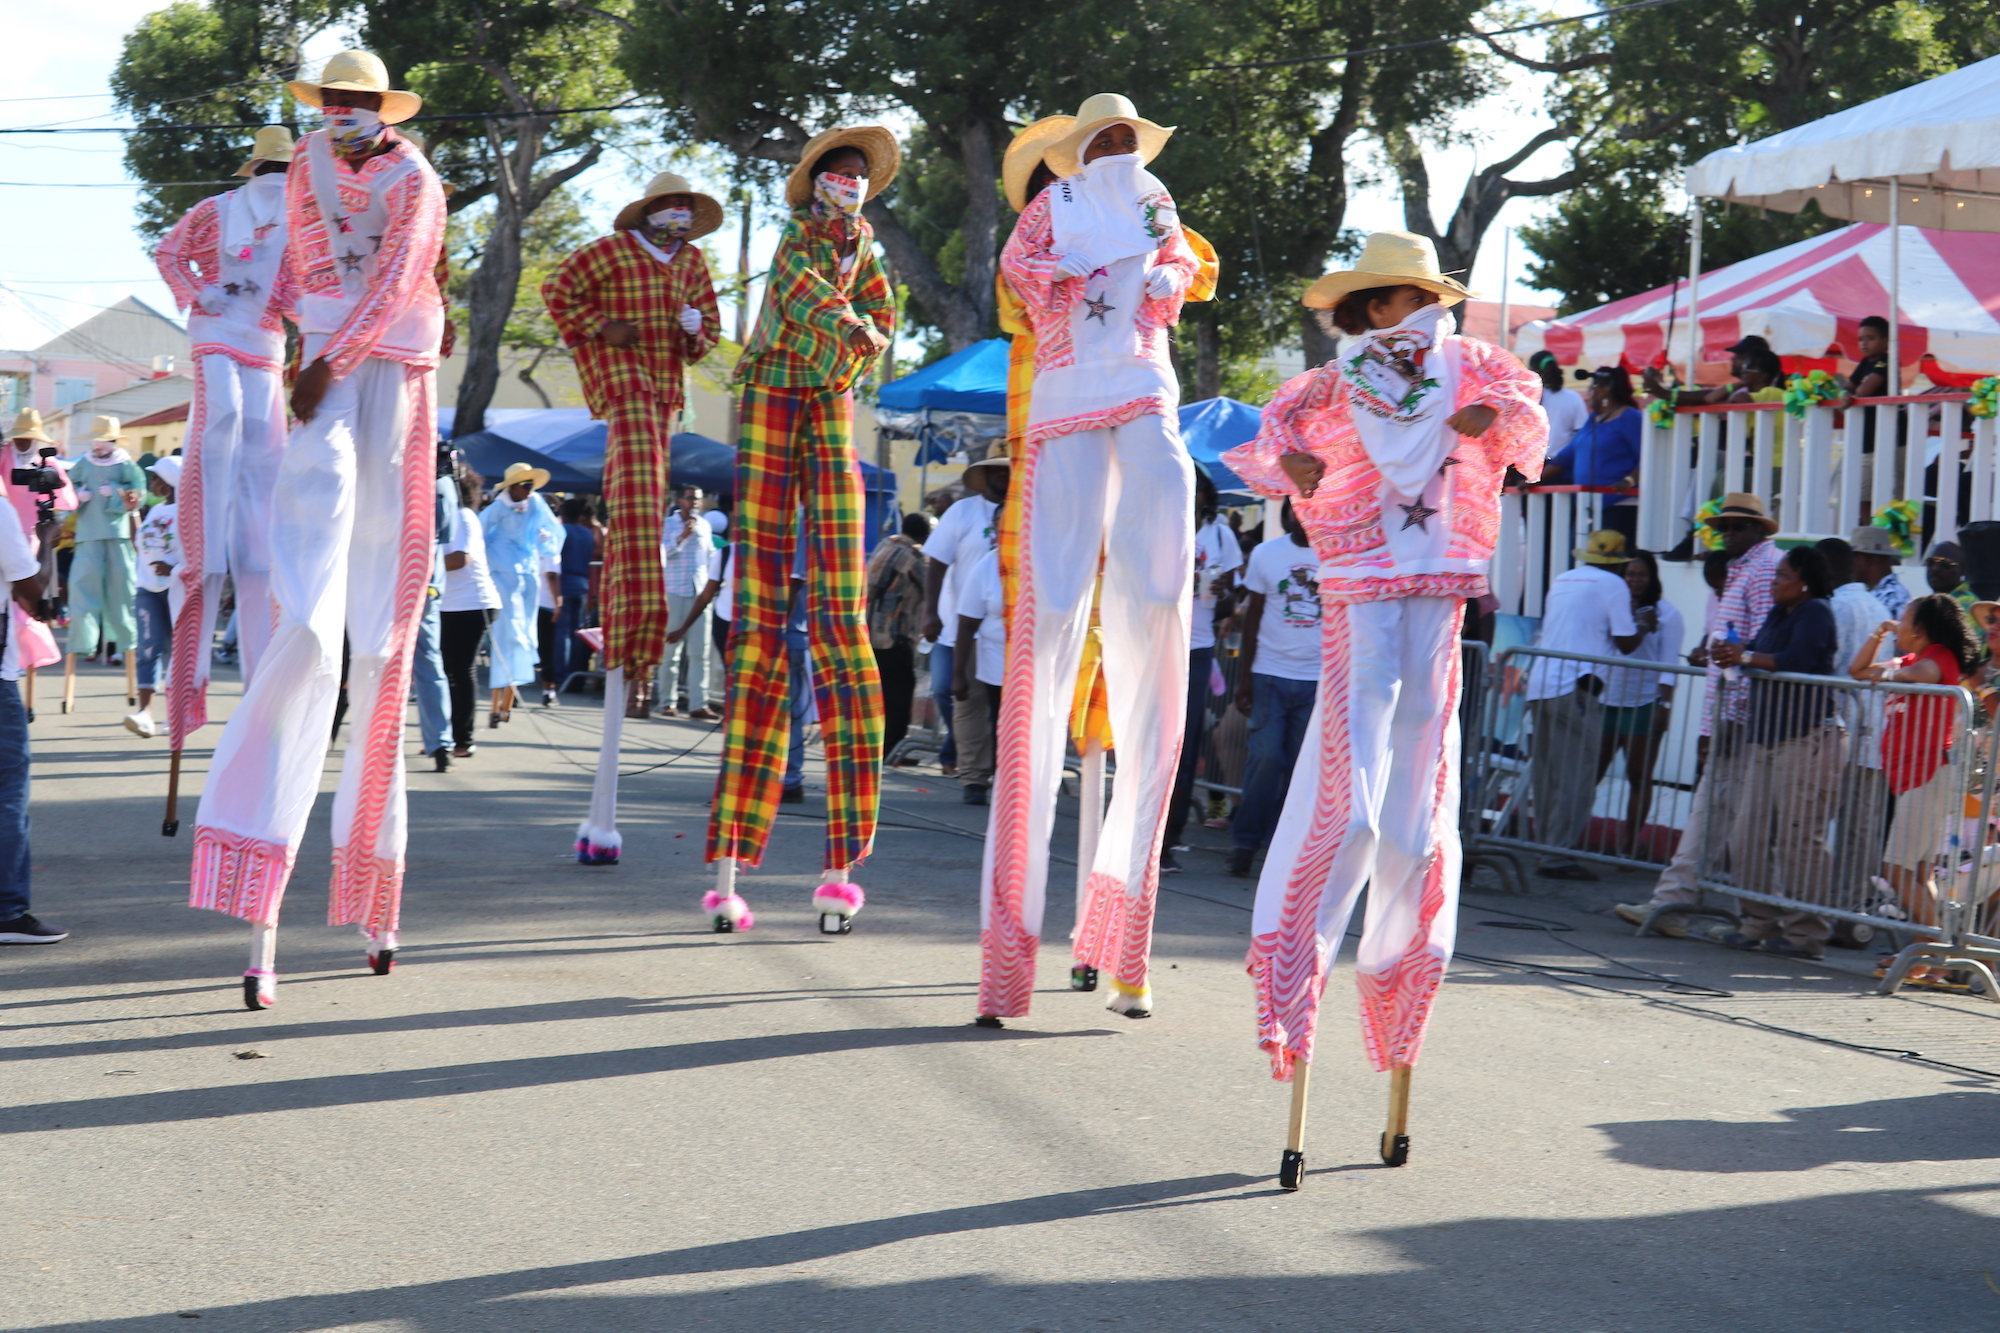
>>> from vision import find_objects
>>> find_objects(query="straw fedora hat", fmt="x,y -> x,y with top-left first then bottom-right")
1003,115 -> 1074,212
961,455 -> 1012,491
89,415 -> 129,443
233,125 -> 296,177
288,50 -> 423,125
1043,94 -> 1174,179
784,125 -> 902,209
1847,525 -> 1900,556
1574,529 -> 1634,566
7,409 -> 52,444
1304,231 -> 1475,309
1700,492 -> 1778,535
614,171 -> 725,238
495,461 -> 551,493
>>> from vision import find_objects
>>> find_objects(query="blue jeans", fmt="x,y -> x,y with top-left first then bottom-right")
411,595 -> 450,755
1232,672 -> 1319,851
555,591 -> 590,682
133,586 -> 172,691
928,643 -> 957,766
785,628 -> 810,791
0,678 -> 30,921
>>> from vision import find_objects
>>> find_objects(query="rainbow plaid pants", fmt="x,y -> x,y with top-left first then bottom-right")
709,383 -> 882,870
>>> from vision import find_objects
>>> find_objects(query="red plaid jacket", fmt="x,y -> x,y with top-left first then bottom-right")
543,232 -> 722,415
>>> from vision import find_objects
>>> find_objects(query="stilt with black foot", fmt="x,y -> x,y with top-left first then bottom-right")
704,857 -> 753,932
1070,965 -> 1098,991
813,871 -> 863,934
1381,1065 -> 1411,1167
243,923 -> 277,1010
1279,1060 -> 1310,1191
162,747 -> 181,837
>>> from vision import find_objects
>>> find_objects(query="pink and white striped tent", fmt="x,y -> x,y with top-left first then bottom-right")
1515,223 -> 2000,375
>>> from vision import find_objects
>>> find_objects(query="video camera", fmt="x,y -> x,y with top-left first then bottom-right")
10,445 -> 62,498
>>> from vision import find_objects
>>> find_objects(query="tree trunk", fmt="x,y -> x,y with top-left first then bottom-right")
1195,315 -> 1221,400
455,191 -> 523,438
1301,309 -> 1339,369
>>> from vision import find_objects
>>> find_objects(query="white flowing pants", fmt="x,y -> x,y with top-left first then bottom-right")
190,358 -> 435,937
1247,596 -> 1465,1080
979,413 -> 1193,1016
168,353 -> 285,747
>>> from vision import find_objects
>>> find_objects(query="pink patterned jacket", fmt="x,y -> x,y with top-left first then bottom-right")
154,192 -> 298,371
1223,336 -> 1546,604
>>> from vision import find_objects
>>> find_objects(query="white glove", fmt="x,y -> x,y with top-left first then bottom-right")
1144,266 -> 1185,300
196,284 -> 228,315
679,306 -> 704,335
1052,253 -> 1092,281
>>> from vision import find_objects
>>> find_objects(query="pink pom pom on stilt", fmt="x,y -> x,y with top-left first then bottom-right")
702,890 -> 754,930
811,882 -> 865,916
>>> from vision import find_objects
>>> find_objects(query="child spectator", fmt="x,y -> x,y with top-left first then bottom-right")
125,456 -> 184,738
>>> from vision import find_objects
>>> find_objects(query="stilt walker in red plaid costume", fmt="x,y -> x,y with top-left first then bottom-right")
543,171 -> 724,864
979,95 -> 1200,1024
705,125 -> 897,935
1221,232 -> 1546,1184
187,52 -> 447,1009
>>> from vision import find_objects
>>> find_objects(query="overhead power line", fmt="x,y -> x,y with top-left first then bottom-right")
1195,0 -> 1704,71
0,101 -> 656,136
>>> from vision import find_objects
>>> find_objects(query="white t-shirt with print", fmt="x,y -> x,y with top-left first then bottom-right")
921,494 -> 998,629
135,502 -> 179,594
954,548 -> 1007,687
1525,564 -> 1639,700
1191,517 -> 1245,652
1242,535 -> 1323,682
440,505 -> 501,612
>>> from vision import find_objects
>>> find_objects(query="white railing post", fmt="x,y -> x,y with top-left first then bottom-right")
1525,490 -> 1549,618
1871,403 -> 1897,520
1974,415 -> 1997,524
1752,408 -> 1777,519
1638,418 -> 1677,550
1934,399 -> 1964,549
1671,412 -> 1696,543
1694,414 -> 1720,513
1836,404 -> 1863,536
1493,490 -> 1525,616
1722,408 -> 1748,500
1801,405 -> 1838,537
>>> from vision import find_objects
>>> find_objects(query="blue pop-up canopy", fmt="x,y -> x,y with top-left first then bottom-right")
878,338 -> 1010,415
1178,396 -> 1266,495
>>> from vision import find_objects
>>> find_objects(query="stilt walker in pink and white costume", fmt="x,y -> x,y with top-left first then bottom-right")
980,94 -> 1200,1024
187,51 -> 446,1010
153,124 -> 296,752
1220,232 -> 1545,1179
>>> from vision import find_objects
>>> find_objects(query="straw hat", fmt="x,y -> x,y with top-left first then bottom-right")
7,409 -> 52,444
1043,94 -> 1175,180
89,415 -> 129,443
1574,529 -> 1633,566
1303,230 -> 1475,309
614,171 -> 725,238
1003,115 -> 1074,212
1700,492 -> 1778,535
1848,525 -> 1900,556
784,125 -> 902,209
147,455 -> 184,491
961,455 -> 1011,491
494,461 -> 551,492
233,125 -> 296,177
1970,600 -> 2000,631
287,50 -> 423,125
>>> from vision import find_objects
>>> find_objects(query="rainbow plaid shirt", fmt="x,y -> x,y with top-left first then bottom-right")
735,209 -> 894,392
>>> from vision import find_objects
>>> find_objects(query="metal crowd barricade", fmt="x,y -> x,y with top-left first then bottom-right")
1471,646 -> 1709,879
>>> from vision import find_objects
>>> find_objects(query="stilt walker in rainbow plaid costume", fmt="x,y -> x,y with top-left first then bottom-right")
705,125 -> 898,935
543,170 -> 724,864
1220,231 -> 1546,1184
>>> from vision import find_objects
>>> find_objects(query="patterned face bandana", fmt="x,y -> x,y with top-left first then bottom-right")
1338,302 -> 1460,496
322,106 -> 388,153
647,206 -> 694,239
813,171 -> 866,216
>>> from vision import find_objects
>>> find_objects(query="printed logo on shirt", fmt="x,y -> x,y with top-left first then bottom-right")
1275,565 -> 1322,629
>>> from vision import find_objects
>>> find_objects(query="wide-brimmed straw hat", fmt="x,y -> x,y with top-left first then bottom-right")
8,409 -> 52,444
1003,115 -> 1074,212
89,415 -> 129,443
288,50 -> 423,126
495,461 -> 551,492
1574,529 -> 1633,566
1848,525 -> 1900,556
961,456 -> 1011,490
1970,600 -> 2000,631
614,171 -> 725,238
234,125 -> 295,177
1700,492 -> 1778,535
1042,94 -> 1174,179
784,126 -> 902,209
1303,230 -> 1475,309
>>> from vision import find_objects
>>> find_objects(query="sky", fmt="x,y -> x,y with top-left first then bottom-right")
4,3 -> 1577,356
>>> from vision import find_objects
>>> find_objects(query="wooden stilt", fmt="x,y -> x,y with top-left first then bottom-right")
1071,739 -> 1106,991
124,650 -> 136,706
22,664 -> 33,722
61,653 -> 76,713
163,747 -> 182,837
1279,1060 -> 1310,1190
1381,1065 -> 1412,1167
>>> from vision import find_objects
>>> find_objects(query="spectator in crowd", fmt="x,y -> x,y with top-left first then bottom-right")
124,456 -> 183,739
1853,593 -> 1979,942
1849,525 -> 1911,620
0,468 -> 61,944
1725,345 -> 1786,405
1227,500 -> 1322,878
411,467 -> 455,771
1162,471 -> 1244,872
1846,314 -> 1892,400
1527,350 -> 1587,456
1617,493 -> 1781,932
480,464 -> 563,727
1711,544 -> 1842,957
951,546 -> 1005,805
555,495 -> 596,689
534,534 -> 562,706
1924,540 -> 1977,615
1643,334 -> 1777,407
439,466 -> 500,759
1540,366 -> 1643,541
1597,547 -> 1683,857
922,458 -> 1006,793
1524,530 -> 1644,879
658,484 -> 717,719
1821,536 -> 1896,899
866,510 -> 933,760
701,509 -> 730,661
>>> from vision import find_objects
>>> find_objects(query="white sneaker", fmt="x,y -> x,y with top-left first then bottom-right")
123,711 -> 157,738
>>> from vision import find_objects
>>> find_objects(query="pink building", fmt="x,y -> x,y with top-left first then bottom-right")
0,296 -> 189,423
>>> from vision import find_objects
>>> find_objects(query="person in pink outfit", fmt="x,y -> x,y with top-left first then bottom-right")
1221,232 -> 1546,1159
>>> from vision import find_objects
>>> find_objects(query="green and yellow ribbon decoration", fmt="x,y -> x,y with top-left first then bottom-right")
1871,498 -> 1922,558
1969,375 -> 2000,420
1783,368 -> 1842,419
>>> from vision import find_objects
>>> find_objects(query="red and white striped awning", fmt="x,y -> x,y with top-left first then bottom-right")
1516,223 -> 2000,374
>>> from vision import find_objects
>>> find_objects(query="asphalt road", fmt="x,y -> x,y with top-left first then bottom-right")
6,661 -> 1999,1331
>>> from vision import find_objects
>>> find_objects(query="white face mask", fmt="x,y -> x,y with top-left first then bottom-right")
814,171 -> 866,215
322,105 -> 388,152
647,206 -> 694,238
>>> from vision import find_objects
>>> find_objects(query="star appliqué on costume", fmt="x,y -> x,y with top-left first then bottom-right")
1399,501 -> 1439,532
1439,454 -> 1461,473
338,248 -> 365,273
241,279 -> 261,296
222,282 -> 241,296
1083,291 -> 1115,323
332,213 -> 353,233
